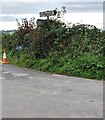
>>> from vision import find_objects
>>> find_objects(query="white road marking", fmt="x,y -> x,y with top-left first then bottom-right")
39,91 -> 47,94
39,90 -> 58,95
0,76 -> 5,80
51,91 -> 57,95
12,73 -> 27,77
3,72 -> 10,74
3,71 -> 28,77
28,77 -> 33,79
52,74 -> 63,77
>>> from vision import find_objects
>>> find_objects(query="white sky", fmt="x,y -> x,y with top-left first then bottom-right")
65,12 -> 103,29
0,0 -> 104,2
0,12 -> 103,30
0,1 -> 104,30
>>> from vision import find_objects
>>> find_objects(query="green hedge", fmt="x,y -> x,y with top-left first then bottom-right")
2,20 -> 105,80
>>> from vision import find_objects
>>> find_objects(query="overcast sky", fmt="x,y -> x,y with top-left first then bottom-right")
0,1 -> 104,30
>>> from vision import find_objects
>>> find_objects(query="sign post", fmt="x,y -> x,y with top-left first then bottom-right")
39,10 -> 57,20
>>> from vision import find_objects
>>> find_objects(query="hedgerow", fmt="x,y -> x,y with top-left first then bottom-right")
2,18 -> 105,80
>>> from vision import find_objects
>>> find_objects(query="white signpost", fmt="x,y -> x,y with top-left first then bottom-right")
39,7 -> 66,20
39,10 -> 57,19
40,11 -> 53,17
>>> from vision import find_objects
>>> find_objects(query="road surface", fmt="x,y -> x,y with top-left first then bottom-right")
1,64 -> 103,118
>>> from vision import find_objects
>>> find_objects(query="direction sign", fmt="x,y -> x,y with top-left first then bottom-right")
39,10 -> 56,17
40,12 -> 46,17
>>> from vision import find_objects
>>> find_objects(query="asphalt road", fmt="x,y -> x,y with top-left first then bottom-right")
1,64 -> 103,118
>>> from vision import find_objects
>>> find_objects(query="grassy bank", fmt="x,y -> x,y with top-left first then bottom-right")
6,50 -> 104,80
